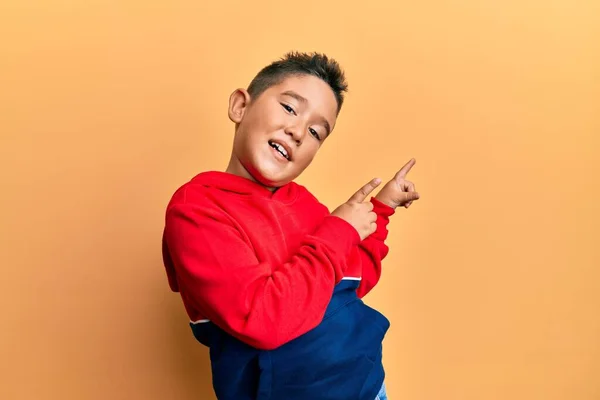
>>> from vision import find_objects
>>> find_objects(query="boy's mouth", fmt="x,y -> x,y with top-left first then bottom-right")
268,140 -> 291,161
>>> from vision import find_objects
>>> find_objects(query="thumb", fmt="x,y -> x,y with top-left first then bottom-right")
399,191 -> 420,205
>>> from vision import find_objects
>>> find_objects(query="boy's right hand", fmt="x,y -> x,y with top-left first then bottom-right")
331,178 -> 382,241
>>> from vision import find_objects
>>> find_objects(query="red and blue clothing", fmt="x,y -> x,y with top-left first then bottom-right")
162,171 -> 395,400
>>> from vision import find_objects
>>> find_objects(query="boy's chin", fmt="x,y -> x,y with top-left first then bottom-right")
250,165 -> 297,189
254,173 -> 292,189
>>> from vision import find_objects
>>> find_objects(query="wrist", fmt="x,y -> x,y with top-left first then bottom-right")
373,195 -> 396,210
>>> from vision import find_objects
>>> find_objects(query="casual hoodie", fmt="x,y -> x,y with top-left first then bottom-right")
162,171 -> 395,400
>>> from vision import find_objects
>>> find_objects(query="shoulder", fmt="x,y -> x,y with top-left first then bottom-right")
164,175 -> 230,224
166,179 -> 209,208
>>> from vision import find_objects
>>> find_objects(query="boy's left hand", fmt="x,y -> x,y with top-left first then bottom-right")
374,158 -> 420,209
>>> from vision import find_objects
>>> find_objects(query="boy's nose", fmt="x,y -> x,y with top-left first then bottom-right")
285,125 -> 304,145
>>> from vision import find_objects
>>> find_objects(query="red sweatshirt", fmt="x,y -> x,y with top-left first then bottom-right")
162,171 -> 394,350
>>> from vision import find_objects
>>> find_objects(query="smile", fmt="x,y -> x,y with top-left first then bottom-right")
268,140 -> 291,161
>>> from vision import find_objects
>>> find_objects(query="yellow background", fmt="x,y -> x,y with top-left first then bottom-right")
1,1 -> 599,399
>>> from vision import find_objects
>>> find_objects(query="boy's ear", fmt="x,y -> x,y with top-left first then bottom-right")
228,88 -> 251,123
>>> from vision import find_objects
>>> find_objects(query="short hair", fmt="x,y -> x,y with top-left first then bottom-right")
247,51 -> 348,113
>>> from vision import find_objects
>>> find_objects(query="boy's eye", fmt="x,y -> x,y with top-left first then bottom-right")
281,103 -> 296,115
309,128 -> 321,141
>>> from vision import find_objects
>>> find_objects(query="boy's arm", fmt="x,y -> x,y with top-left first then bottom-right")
356,158 -> 420,297
163,200 -> 359,351
355,198 -> 395,298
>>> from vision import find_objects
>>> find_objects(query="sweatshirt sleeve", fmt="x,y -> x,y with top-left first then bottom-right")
163,200 -> 360,351
355,198 -> 395,299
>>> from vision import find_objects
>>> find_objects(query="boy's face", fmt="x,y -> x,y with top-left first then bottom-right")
227,74 -> 339,188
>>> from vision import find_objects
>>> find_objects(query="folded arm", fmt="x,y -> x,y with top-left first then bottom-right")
163,200 -> 360,350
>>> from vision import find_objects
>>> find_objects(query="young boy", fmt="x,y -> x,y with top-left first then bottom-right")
161,52 -> 419,400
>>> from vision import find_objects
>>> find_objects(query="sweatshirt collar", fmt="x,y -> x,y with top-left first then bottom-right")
191,171 -> 299,201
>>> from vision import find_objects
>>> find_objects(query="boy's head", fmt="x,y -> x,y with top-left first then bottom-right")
226,51 -> 348,189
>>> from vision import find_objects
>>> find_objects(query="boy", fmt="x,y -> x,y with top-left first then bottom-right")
161,52 -> 419,400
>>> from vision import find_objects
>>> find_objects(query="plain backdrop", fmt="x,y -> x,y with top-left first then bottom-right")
1,1 -> 599,399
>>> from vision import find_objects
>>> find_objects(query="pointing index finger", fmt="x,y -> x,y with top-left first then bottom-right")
395,158 -> 416,179
349,178 -> 382,203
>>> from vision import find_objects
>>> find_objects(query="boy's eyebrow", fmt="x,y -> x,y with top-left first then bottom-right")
281,90 -> 332,135
281,90 -> 307,104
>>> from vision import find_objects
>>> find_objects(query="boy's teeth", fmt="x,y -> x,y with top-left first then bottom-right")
277,145 -> 288,158
270,141 -> 289,160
